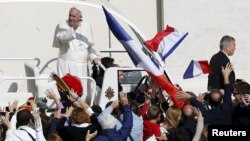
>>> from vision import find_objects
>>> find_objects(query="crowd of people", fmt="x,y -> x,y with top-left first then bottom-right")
0,6 -> 249,141
0,55 -> 250,141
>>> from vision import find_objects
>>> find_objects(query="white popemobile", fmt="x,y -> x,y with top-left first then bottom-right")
0,0 -> 171,110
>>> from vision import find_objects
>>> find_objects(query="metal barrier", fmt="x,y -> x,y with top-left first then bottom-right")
0,57 -> 41,67
100,49 -> 127,58
39,58 -> 58,74
0,76 -> 96,106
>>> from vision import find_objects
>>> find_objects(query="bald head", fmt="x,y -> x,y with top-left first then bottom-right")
68,7 -> 82,27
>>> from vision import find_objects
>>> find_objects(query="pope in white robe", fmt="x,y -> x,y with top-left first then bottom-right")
52,7 -> 99,97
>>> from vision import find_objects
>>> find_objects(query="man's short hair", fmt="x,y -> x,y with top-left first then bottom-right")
220,35 -> 235,50
234,81 -> 250,95
101,57 -> 115,68
17,109 -> 32,127
98,114 -> 117,129
70,107 -> 88,124
147,105 -> 161,120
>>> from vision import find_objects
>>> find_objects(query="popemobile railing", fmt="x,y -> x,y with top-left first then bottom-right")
0,76 -> 96,107
0,57 -> 41,67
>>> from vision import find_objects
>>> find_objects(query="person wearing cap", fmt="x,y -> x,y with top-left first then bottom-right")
52,7 -> 100,95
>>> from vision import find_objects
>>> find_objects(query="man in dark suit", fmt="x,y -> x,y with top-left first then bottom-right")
208,35 -> 236,90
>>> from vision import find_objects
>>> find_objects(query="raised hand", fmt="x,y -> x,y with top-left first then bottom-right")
119,91 -> 128,105
197,93 -> 205,102
192,107 -> 202,118
69,89 -> 79,99
0,112 -> 11,129
86,130 -> 97,141
32,109 -> 42,128
222,63 -> 233,84
111,100 -> 119,109
45,89 -> 58,100
30,101 -> 38,111
67,94 -> 76,103
244,94 -> 250,103
72,20 -> 82,31
8,100 -> 18,113
65,106 -> 74,118
46,89 -> 61,105
176,91 -> 192,100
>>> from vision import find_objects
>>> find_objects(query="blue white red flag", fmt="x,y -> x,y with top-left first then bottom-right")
144,25 -> 188,60
183,60 -> 211,79
103,7 -> 186,108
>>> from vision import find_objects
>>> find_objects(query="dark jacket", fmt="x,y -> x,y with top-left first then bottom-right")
93,105 -> 133,141
178,117 -> 196,140
208,51 -> 235,90
232,104 -> 250,125
190,84 -> 233,125
56,117 -> 98,141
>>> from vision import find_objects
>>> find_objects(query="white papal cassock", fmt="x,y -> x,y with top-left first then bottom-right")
52,21 -> 98,97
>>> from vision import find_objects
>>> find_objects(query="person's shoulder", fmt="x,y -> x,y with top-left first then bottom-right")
211,51 -> 227,61
211,51 -> 221,57
144,120 -> 160,128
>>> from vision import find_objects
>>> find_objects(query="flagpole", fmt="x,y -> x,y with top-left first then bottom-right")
152,52 -> 176,84
129,25 -> 177,85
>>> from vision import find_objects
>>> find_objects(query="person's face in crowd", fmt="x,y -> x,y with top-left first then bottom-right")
118,71 -> 125,83
225,41 -> 236,56
209,92 -> 222,106
148,81 -> 159,99
68,8 -> 82,27
182,105 -> 193,118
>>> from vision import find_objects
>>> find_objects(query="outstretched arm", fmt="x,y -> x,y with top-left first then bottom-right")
176,91 -> 207,118
68,90 -> 93,116
221,63 -> 233,104
192,107 -> 204,141
1,112 -> 14,141
118,92 -> 133,139
31,102 -> 46,141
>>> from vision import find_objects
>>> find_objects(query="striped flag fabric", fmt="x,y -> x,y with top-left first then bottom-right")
103,7 -> 186,108
183,60 -> 212,79
144,25 -> 188,60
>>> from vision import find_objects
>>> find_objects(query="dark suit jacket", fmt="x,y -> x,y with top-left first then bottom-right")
190,84 -> 234,125
208,51 -> 235,90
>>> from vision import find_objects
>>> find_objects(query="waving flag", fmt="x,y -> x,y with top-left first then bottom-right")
144,26 -> 188,60
103,7 -> 185,108
183,60 -> 211,79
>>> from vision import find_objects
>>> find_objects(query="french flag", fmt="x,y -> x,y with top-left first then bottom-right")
103,7 -> 186,108
144,25 -> 188,60
183,60 -> 212,79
